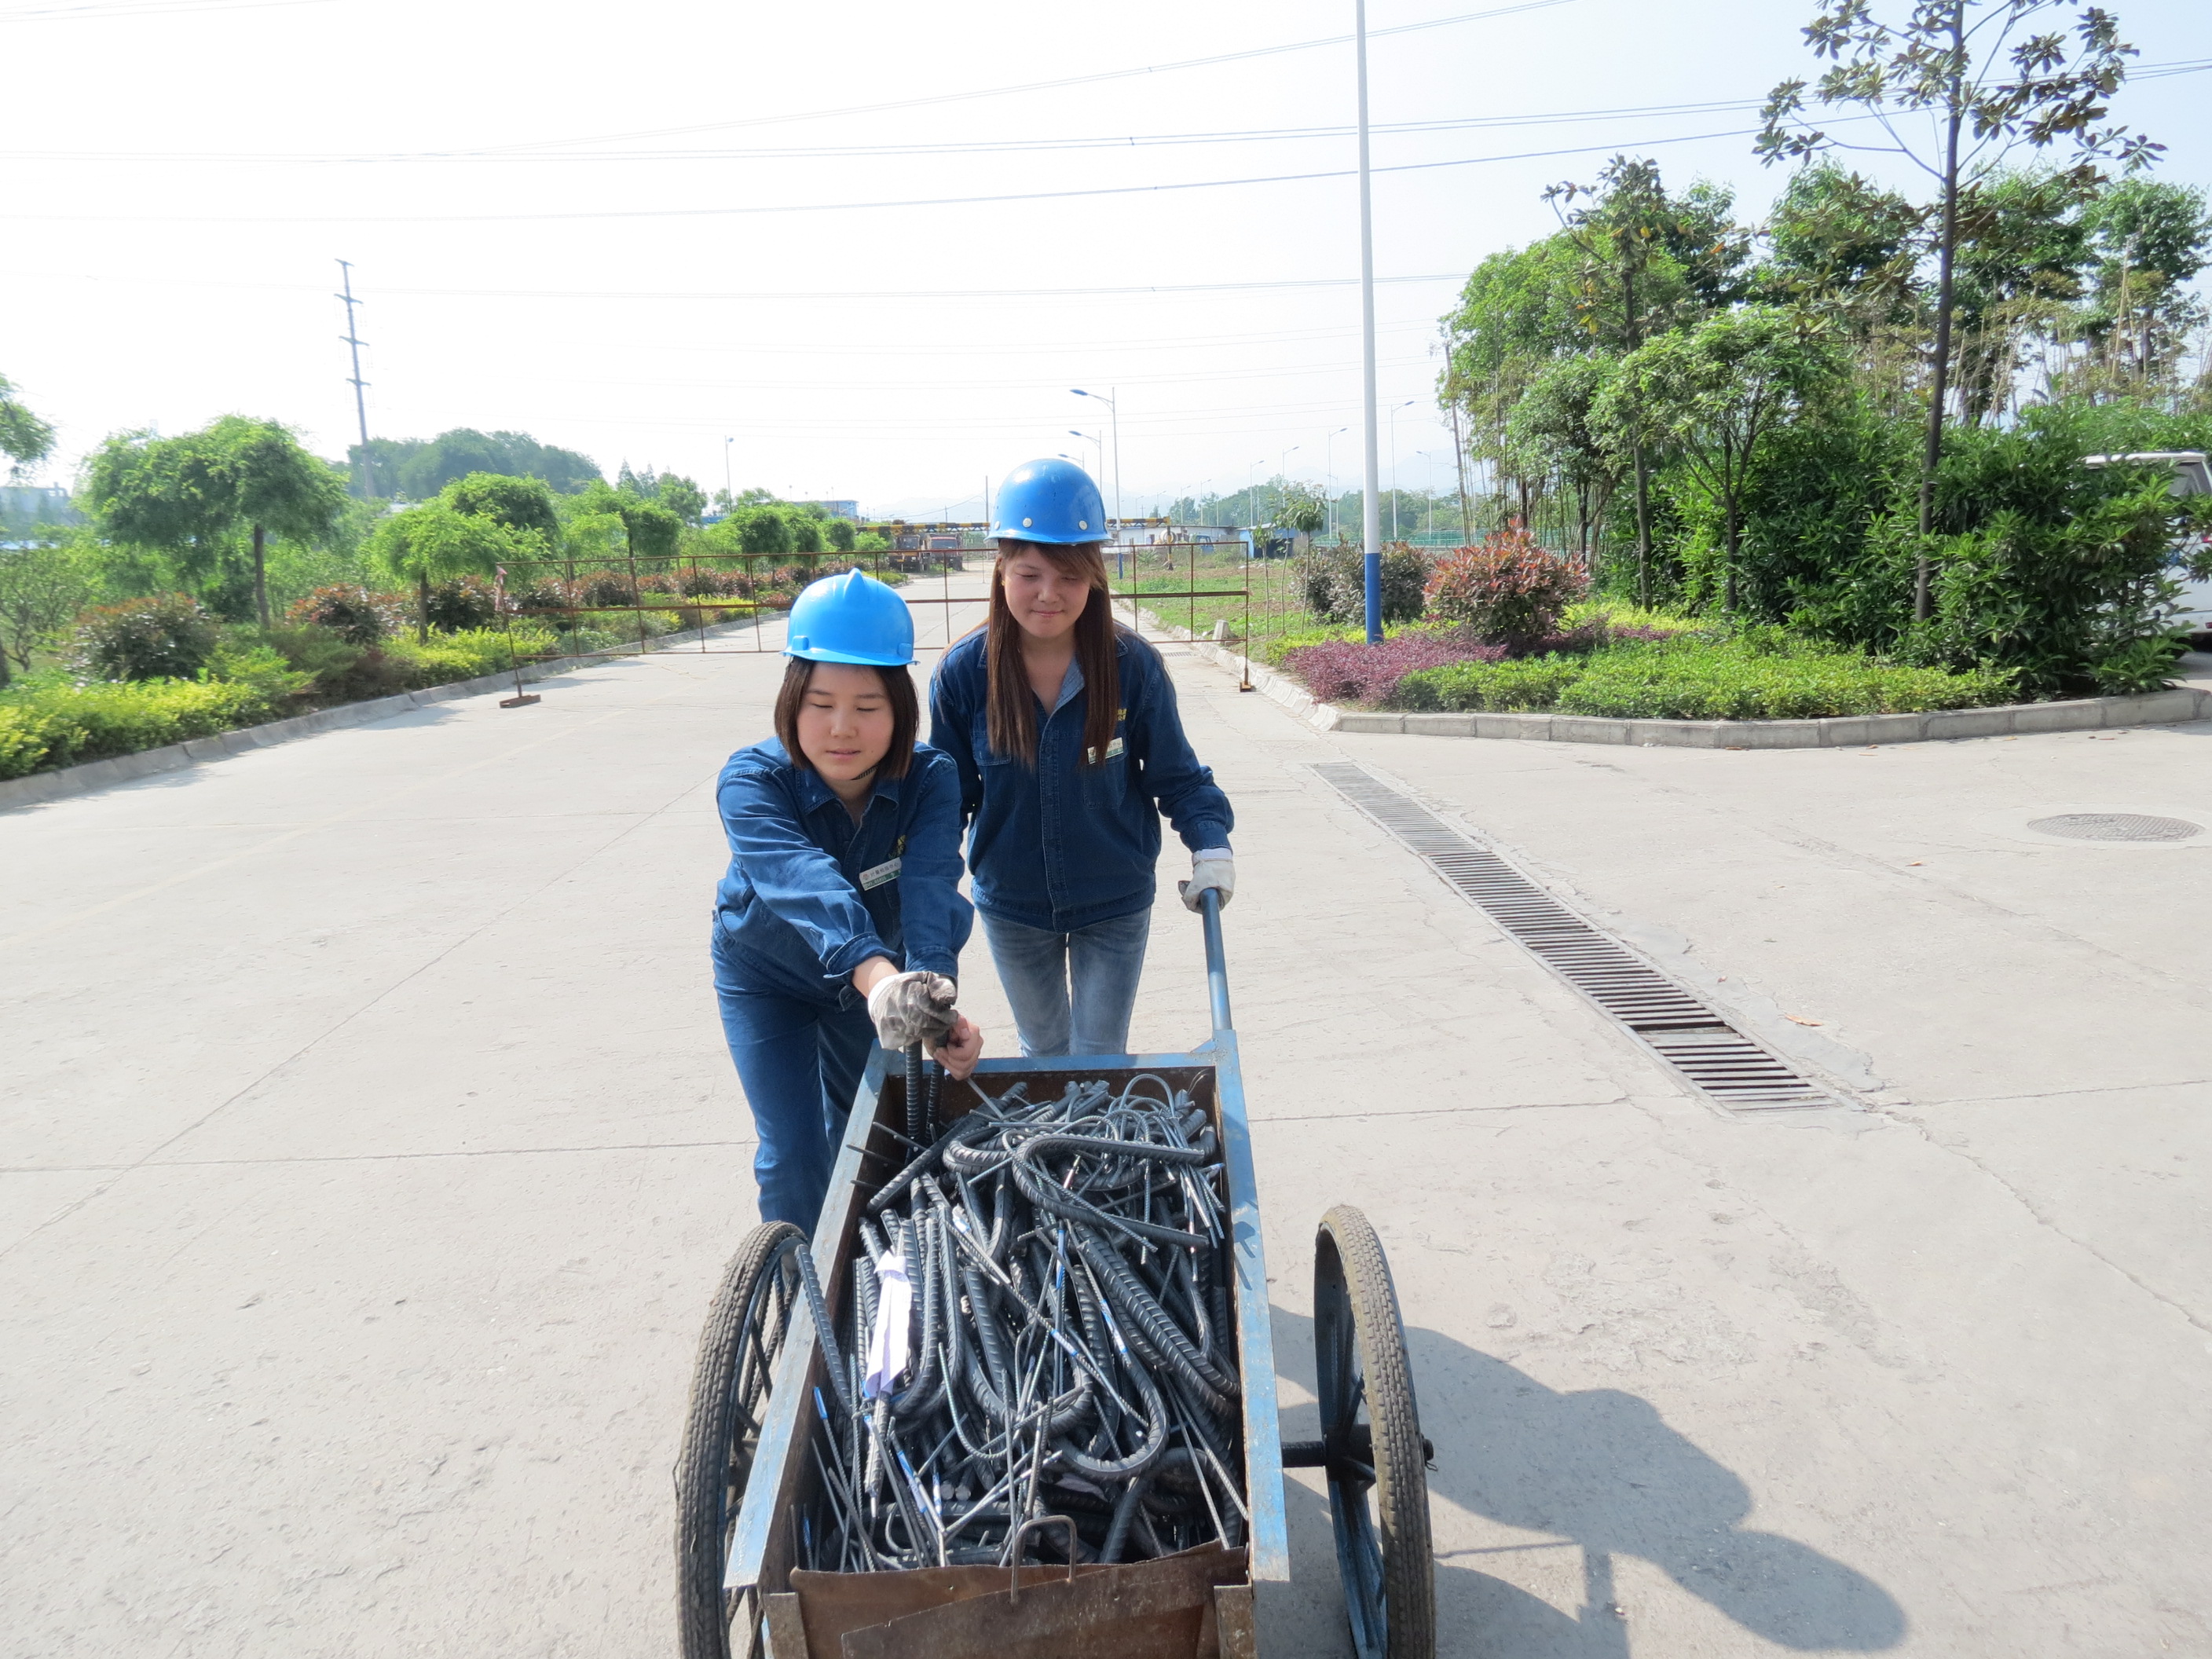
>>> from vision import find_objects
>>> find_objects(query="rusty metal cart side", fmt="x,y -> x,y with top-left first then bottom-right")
676,892 -> 1433,1658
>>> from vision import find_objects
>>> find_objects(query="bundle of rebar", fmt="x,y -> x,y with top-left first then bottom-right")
798,1075 -> 1245,1573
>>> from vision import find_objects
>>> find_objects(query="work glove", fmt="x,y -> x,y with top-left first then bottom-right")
1178,848 -> 1235,913
866,969 -> 958,1050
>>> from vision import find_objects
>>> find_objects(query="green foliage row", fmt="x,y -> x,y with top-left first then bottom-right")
0,622 -> 565,780
0,676 -> 280,779
1393,633 -> 2015,720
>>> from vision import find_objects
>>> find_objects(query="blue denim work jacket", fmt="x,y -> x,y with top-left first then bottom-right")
712,738 -> 973,1008
928,628 -> 1233,933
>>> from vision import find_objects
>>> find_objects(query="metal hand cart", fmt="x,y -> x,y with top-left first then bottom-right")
675,892 -> 1435,1657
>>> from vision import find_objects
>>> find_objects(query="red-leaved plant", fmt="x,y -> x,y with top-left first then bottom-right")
1423,526 -> 1589,644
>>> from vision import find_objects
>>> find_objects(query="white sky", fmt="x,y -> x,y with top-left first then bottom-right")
4,0 -> 2207,519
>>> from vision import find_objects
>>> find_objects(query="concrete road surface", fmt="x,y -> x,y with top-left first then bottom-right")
4,605 -> 2210,1657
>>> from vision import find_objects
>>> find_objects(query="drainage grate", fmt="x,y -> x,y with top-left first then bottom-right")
2027,811 -> 2203,844
1313,762 -> 1840,1111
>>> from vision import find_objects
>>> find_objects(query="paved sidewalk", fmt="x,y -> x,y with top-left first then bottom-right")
3,613 -> 2209,1656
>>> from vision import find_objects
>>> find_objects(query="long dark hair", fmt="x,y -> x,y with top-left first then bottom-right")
983,540 -> 1120,767
773,657 -> 917,779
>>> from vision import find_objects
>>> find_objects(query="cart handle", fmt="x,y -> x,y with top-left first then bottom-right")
1200,885 -> 1232,1035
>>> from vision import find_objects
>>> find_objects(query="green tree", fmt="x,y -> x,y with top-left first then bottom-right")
2075,177 -> 2212,393
1504,355 -> 1625,566
1,372 -> 57,485
1757,162 -> 1925,357
85,416 -> 348,627
0,531 -> 97,679
1276,483 -> 1327,551
1595,309 -> 1848,610
368,429 -> 602,500
441,472 -> 560,541
0,372 -> 60,687
368,501 -> 547,642
656,474 -> 708,526
1540,158 -> 1752,595
1947,167 -> 2095,422
1758,0 -> 2159,619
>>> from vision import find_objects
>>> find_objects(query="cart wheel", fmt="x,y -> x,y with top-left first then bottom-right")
676,1221 -> 808,1659
1314,1204 -> 1435,1659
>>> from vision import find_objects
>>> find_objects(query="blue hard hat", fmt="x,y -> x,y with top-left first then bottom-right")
990,457 -> 1107,544
785,567 -> 914,666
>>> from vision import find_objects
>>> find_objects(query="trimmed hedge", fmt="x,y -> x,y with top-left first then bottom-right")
0,678 -> 279,778
1393,635 -> 2015,720
0,625 -> 566,781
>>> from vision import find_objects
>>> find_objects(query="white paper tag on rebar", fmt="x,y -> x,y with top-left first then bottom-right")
862,1250 -> 912,1399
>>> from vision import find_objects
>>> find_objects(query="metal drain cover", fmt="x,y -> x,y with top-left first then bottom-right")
2027,812 -> 2204,843
1313,762 -> 1844,1112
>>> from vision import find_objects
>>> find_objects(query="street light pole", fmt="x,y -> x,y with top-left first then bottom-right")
723,437 -> 734,509
1355,0 -> 1382,643
1323,426 -> 1349,539
1387,399 -> 1415,540
1071,389 -> 1122,540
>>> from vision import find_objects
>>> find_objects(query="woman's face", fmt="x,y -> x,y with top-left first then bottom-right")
1000,548 -> 1091,644
794,663 -> 895,786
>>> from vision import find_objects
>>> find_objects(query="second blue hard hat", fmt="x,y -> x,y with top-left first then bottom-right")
990,457 -> 1107,545
785,567 -> 914,666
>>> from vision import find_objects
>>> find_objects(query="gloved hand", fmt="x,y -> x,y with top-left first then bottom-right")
1178,848 -> 1235,913
866,969 -> 958,1050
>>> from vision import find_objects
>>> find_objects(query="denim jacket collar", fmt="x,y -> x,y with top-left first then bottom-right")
767,737 -> 907,820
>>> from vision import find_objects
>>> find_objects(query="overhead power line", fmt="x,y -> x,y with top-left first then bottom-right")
471,0 -> 1576,156
4,97 -> 1763,166
9,268 -> 1469,301
3,124 -> 1782,224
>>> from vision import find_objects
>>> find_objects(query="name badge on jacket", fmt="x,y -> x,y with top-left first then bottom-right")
1088,737 -> 1126,763
859,857 -> 902,891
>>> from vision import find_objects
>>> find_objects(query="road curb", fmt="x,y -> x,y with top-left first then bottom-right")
1124,604 -> 2212,748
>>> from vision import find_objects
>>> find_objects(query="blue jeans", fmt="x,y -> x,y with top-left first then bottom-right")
712,933 -> 876,1232
980,906 -> 1152,1057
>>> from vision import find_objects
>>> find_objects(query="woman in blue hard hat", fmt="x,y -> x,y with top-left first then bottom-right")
928,458 -> 1233,1057
712,567 -> 982,1231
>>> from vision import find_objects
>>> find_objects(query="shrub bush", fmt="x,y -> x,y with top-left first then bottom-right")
1290,544 -> 1428,624
73,594 -> 220,681
287,585 -> 405,646
1424,528 -> 1589,643
426,575 -> 499,632
0,705 -> 56,779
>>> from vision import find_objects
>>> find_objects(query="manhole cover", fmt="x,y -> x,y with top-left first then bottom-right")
2026,812 -> 2205,843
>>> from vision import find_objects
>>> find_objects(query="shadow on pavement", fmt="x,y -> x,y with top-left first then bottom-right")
1269,1307 -> 1906,1655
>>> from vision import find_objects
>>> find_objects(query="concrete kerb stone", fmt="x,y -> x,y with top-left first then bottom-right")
1129,600 -> 2212,750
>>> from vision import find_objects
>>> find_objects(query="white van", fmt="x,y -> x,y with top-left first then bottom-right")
2083,451 -> 2212,644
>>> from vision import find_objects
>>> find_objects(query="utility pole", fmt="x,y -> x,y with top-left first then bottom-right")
723,437 -> 734,508
335,259 -> 375,498
1355,0 -> 1382,643
1449,401 -> 1473,544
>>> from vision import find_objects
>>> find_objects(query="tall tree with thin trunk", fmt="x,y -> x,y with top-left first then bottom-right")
87,417 -> 347,625
0,372 -> 58,688
1757,0 -> 2159,621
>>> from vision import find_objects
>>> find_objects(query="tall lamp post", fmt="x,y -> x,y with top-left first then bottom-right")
1070,389 -> 1121,540
723,437 -> 734,511
1386,399 -> 1415,540
1354,0 -> 1382,643
1322,426 -> 1349,538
